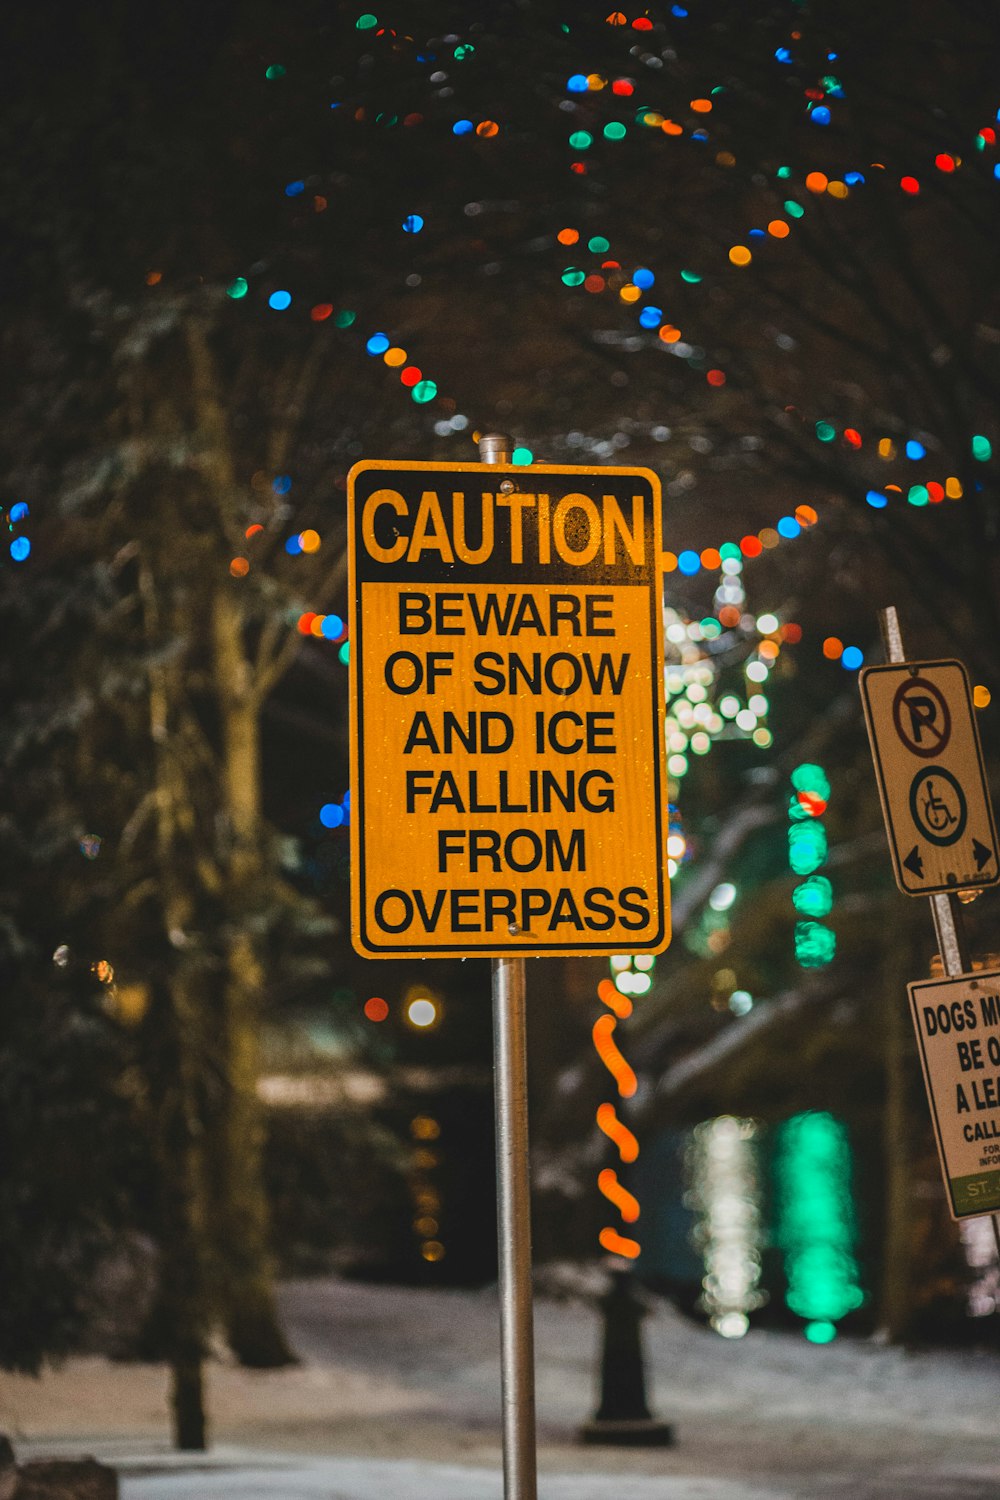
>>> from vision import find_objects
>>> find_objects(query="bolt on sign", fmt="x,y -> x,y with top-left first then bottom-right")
907,971 -> 1000,1217
859,660 -> 999,896
347,460 -> 670,959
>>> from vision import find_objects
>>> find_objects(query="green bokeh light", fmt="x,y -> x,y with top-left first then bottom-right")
792,875 -> 834,918
805,1320 -> 837,1344
791,764 -> 831,800
794,920 -> 837,967
774,1113 -> 864,1331
788,822 -> 827,875
227,277 -> 249,300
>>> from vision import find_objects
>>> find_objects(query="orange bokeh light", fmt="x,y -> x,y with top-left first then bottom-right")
598,1227 -> 641,1258
597,978 -> 633,1018
592,1015 -> 637,1098
596,1102 -> 639,1163
598,1168 -> 641,1223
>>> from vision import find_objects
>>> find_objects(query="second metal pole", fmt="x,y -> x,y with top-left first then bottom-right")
879,607 -> 972,979
480,431 -> 538,1500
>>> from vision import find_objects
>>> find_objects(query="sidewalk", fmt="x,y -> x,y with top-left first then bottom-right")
2,1278 -> 997,1499
118,1451 -> 797,1500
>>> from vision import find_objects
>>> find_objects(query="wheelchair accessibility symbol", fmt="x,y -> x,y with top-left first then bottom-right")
909,766 -> 967,847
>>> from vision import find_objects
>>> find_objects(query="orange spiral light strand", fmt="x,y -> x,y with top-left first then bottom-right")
593,978 -> 642,1259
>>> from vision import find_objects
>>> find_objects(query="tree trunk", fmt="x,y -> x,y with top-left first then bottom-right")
157,972 -> 210,1451
209,590 -> 295,1368
140,562 -> 212,1447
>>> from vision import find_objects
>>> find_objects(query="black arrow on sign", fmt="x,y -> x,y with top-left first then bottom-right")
973,838 -> 993,871
903,846 -> 924,880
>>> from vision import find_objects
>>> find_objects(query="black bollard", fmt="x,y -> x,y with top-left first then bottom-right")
579,1266 -> 674,1446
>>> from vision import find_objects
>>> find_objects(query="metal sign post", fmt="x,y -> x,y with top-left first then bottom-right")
481,432 -> 537,1500
346,438 -> 670,1498
871,607 -> 1000,1257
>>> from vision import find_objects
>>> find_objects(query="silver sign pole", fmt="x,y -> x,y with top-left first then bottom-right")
479,432 -> 538,1500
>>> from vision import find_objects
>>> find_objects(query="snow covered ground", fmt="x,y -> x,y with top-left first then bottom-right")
1,1276 -> 997,1498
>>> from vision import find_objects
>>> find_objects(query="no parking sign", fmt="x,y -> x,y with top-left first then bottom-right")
860,659 -> 999,896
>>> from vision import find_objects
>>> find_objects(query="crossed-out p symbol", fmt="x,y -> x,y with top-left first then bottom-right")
893,677 -> 952,759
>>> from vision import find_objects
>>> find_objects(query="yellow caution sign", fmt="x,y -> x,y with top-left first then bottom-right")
347,460 -> 670,958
